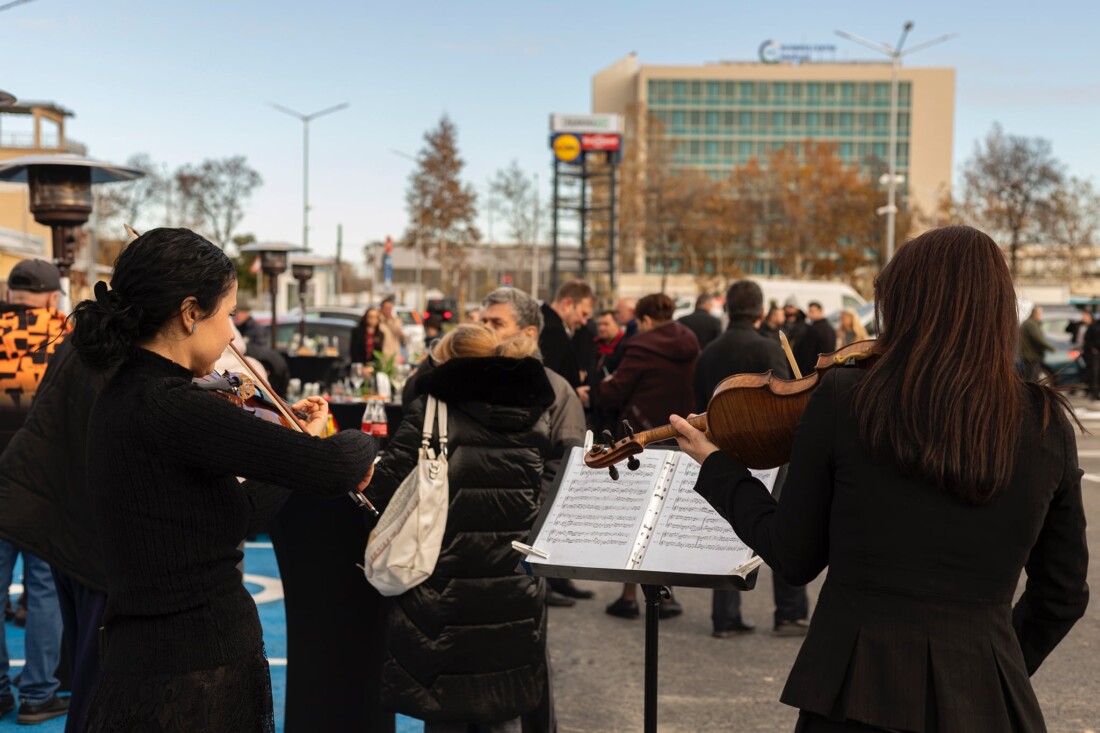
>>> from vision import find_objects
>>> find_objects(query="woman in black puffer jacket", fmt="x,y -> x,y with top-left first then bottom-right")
367,324 -> 554,733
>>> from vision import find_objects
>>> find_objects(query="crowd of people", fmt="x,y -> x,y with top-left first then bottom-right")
0,223 -> 1088,732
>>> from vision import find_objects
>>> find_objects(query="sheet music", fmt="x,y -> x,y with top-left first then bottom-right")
640,459 -> 776,576
529,448 -> 669,569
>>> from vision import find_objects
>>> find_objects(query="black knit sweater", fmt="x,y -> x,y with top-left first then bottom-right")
87,348 -> 377,674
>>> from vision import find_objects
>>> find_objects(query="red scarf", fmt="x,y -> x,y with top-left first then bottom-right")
595,330 -> 624,356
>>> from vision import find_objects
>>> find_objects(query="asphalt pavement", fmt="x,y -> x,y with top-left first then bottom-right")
545,398 -> 1100,733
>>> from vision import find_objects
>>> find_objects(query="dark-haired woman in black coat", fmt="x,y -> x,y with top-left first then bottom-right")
69,228 -> 377,733
673,226 -> 1088,732
367,324 -> 554,733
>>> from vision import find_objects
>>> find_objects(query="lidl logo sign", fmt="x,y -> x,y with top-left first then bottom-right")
552,134 -> 582,162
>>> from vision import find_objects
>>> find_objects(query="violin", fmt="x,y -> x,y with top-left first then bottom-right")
195,342 -> 379,516
584,339 -> 879,478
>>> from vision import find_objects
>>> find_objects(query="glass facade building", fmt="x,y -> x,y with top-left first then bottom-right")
592,54 -> 955,285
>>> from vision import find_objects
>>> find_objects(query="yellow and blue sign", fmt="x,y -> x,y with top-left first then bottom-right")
551,134 -> 582,163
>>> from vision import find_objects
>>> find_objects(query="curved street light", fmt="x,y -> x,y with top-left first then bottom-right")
835,23 -> 957,263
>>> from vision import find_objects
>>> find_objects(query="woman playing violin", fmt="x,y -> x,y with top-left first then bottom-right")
70,228 -> 378,733
672,226 -> 1088,733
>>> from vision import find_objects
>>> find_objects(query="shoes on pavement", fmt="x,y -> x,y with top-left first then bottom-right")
549,579 -> 595,600
546,591 -> 576,608
0,694 -> 14,720
17,694 -> 68,724
773,619 -> 810,637
657,597 -> 683,619
605,597 -> 640,619
712,619 -> 756,638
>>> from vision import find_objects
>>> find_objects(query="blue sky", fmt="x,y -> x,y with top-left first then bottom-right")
3,0 -> 1098,259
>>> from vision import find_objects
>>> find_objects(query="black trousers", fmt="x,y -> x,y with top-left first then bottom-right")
52,569 -> 108,733
714,463 -> 808,629
712,577 -> 808,630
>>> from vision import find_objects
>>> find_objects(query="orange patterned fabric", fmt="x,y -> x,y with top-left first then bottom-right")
0,305 -> 70,413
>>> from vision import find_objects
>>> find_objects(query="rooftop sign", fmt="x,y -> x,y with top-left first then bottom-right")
550,113 -> 621,134
759,39 -> 837,64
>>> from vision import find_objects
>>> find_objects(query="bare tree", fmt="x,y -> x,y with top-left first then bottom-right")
960,123 -> 1064,278
403,115 -> 480,301
92,153 -> 163,237
489,160 -> 535,244
1043,177 -> 1100,284
175,156 -> 263,249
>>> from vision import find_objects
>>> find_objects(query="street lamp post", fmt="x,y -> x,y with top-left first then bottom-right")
269,102 -> 349,253
240,242 -> 304,350
0,154 -> 145,310
836,22 -> 956,262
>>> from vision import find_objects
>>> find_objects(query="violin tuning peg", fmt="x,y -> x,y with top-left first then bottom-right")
621,420 -> 635,438
601,430 -> 616,446
626,455 -> 641,471
608,465 -> 620,481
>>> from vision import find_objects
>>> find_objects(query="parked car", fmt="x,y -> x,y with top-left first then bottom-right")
252,313 -> 358,360
255,305 -> 426,362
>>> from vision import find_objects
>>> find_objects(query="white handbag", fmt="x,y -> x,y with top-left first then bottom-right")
363,396 -> 450,596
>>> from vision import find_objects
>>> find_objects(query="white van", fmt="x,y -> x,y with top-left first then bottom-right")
752,278 -> 866,315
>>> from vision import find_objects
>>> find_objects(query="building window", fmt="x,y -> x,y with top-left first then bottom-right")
706,110 -> 719,129
673,81 -> 686,101
740,110 -> 753,129
757,84 -> 770,103
808,82 -> 821,102
824,82 -> 837,101
672,110 -> 686,128
690,80 -> 702,99
724,110 -> 735,127
874,82 -> 889,104
772,111 -> 787,131
806,111 -> 818,131
740,81 -> 754,101
773,83 -> 786,101
690,110 -> 703,128
840,142 -> 853,160
791,82 -> 802,100
841,82 -> 855,102
791,111 -> 802,130
840,112 -> 853,132
707,81 -> 720,99
725,81 -> 736,98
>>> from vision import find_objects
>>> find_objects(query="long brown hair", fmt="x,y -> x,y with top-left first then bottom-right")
853,226 -> 1064,504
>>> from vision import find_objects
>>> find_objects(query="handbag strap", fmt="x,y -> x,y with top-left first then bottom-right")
421,396 -> 449,457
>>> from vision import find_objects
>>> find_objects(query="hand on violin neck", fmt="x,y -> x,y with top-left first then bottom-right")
670,413 -> 720,465
292,396 -> 330,436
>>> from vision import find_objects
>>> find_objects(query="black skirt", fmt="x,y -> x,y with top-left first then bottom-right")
84,647 -> 274,733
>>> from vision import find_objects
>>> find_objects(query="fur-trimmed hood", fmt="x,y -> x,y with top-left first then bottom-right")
416,356 -> 555,429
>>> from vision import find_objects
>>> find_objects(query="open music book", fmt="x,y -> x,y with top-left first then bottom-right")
516,446 -> 777,587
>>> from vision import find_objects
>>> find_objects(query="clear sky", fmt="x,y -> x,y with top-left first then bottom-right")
3,0 -> 1098,260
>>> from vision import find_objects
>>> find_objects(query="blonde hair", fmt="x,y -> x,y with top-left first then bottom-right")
431,324 -> 540,364
841,308 -> 869,341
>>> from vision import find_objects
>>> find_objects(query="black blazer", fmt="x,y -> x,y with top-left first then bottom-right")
695,367 -> 1088,732
677,308 -> 722,351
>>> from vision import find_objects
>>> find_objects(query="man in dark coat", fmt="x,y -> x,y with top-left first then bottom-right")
693,280 -> 810,638
793,301 -> 837,376
677,293 -> 722,350
232,305 -> 267,347
538,280 -> 594,397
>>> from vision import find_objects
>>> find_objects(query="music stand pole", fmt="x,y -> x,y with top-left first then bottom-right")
641,584 -> 669,733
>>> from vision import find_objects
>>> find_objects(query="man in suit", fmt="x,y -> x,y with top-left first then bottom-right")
677,293 -> 722,350
794,301 -> 837,376
538,280 -> 595,402
693,280 -> 810,638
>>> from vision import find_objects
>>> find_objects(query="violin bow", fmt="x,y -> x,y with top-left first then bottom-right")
778,331 -> 803,379
227,343 -> 379,516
